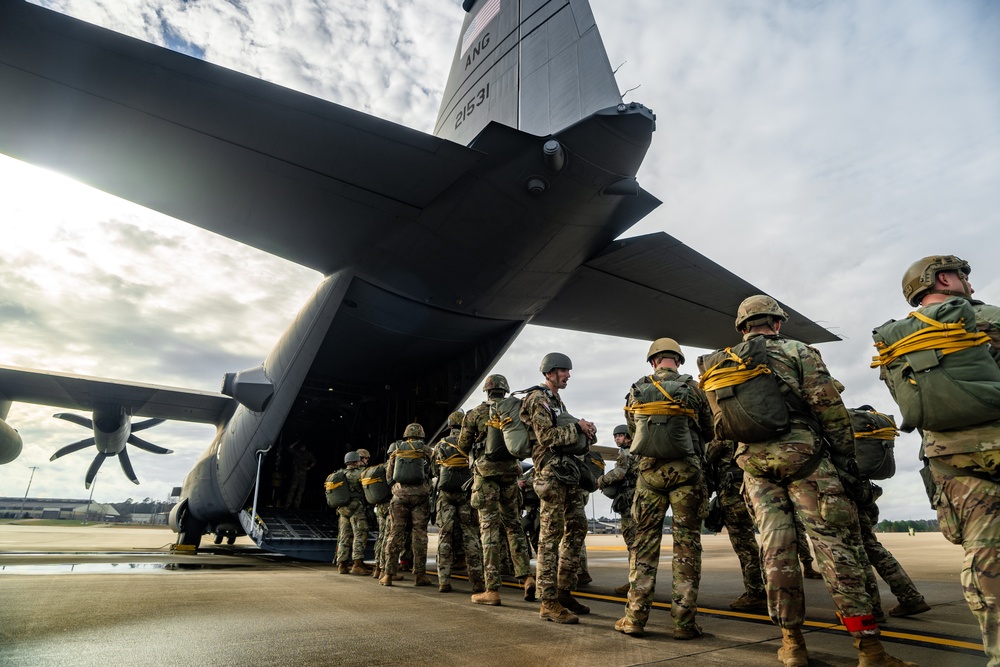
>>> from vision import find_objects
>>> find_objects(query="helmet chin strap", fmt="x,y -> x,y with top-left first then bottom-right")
928,289 -> 972,301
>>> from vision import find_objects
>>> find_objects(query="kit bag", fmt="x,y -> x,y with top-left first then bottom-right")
485,395 -> 532,460
848,407 -> 898,480
361,463 -> 390,505
392,440 -> 428,485
436,437 -> 472,492
699,337 -> 791,443
324,469 -> 351,508
577,449 -> 605,493
626,374 -> 699,459
872,298 -> 1000,432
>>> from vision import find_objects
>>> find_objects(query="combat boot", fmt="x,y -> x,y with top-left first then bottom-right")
576,571 -> 593,586
801,562 -> 822,580
338,561 -> 350,574
379,572 -> 394,587
522,575 -> 536,602
730,591 -> 767,611
539,600 -> 578,624
471,574 -> 486,594
854,637 -> 919,666
557,589 -> 590,615
439,583 -> 452,593
414,572 -> 433,587
777,627 -> 808,667
614,617 -> 644,637
371,565 -> 382,579
614,582 -> 630,595
888,600 -> 930,617
351,559 -> 372,575
673,623 -> 703,640
471,589 -> 502,606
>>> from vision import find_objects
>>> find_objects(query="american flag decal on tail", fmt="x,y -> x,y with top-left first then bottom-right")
461,0 -> 501,55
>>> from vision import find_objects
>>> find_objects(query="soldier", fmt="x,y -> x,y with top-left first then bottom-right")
613,338 -> 710,640
370,444 -> 399,581
704,438 -> 767,610
521,352 -> 596,624
518,468 -> 540,556
597,424 -> 639,595
334,450 -> 371,575
458,374 -> 534,606
284,440 -> 316,509
710,295 -> 913,667
880,256 -> 1000,665
432,410 -> 485,594
380,423 -> 435,587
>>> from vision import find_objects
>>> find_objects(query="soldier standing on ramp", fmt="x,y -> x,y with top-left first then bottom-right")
334,450 -> 371,575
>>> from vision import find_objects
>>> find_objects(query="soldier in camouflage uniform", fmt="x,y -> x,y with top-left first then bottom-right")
458,375 -> 534,606
522,353 -> 596,624
370,445 -> 398,581
597,424 -> 639,595
613,338 -> 709,640
892,256 -> 1000,666
432,410 -> 485,594
722,295 -> 913,667
380,423 -> 436,587
334,450 -> 372,575
704,438 -> 767,610
518,468 -> 540,555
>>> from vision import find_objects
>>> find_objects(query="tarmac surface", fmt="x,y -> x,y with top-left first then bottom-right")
0,523 -> 986,667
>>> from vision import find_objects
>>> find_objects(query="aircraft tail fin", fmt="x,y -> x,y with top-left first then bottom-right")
434,0 -> 622,145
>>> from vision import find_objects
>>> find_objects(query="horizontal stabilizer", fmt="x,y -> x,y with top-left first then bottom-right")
531,232 -> 838,349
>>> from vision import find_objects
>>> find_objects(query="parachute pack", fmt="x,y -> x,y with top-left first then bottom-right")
848,406 -> 898,480
698,336 -> 791,443
361,463 -> 390,505
391,439 -> 428,485
625,374 -> 699,460
871,298 -> 1000,432
578,449 -> 605,493
324,469 -> 351,509
436,436 -> 472,492
484,394 -> 533,460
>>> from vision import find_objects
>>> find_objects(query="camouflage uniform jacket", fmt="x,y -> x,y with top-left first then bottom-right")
458,401 -> 521,478
597,447 -> 639,497
735,333 -> 855,463
386,438 -> 436,498
921,300 -> 1000,458
344,465 -> 365,499
520,385 -> 581,470
625,367 -> 714,456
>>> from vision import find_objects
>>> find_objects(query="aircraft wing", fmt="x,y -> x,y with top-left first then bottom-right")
532,232 -> 839,349
0,365 -> 232,425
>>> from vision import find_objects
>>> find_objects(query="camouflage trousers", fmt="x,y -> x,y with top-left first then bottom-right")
929,451 -> 1000,667
374,502 -> 390,569
533,470 -> 588,601
621,511 -> 637,551
720,479 -> 765,596
792,511 -> 814,565
577,491 -> 590,580
858,502 -> 924,607
625,457 -> 706,630
471,473 -> 531,590
385,491 -> 430,577
436,490 -> 483,585
335,499 -> 369,563
741,457 -> 875,635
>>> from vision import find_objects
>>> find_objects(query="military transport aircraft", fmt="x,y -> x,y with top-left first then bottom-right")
0,0 -> 836,559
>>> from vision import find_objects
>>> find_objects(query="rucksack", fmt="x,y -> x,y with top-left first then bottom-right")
391,439 -> 428,485
872,298 -> 1000,432
361,463 -> 390,505
436,436 -> 472,492
324,469 -> 351,508
626,374 -> 699,460
848,406 -> 898,480
515,387 -> 589,457
699,336 -> 791,443
485,395 -> 532,460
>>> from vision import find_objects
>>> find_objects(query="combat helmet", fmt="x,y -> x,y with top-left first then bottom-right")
539,352 -> 573,374
403,423 -> 425,439
356,448 -> 370,459
646,337 -> 685,364
735,295 -> 788,332
447,410 -> 465,427
613,424 -> 629,437
482,374 -> 510,394
901,255 -> 971,307
344,451 -> 361,464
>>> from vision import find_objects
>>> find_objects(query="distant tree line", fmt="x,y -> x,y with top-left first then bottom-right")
874,519 -> 939,533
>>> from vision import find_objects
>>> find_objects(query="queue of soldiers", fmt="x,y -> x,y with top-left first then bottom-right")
321,255 -> 1000,667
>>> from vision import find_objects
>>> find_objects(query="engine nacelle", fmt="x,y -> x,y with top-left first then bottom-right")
0,418 -> 23,465
220,365 -> 273,412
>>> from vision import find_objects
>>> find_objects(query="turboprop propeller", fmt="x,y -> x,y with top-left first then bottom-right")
49,405 -> 172,488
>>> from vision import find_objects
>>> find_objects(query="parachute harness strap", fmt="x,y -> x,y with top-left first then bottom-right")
624,376 -> 696,419
854,427 -> 899,440
439,453 -> 469,467
324,480 -> 345,491
870,311 -> 991,368
699,348 -> 772,392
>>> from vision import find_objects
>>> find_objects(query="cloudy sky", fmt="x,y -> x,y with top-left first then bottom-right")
1,0 -> 998,522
